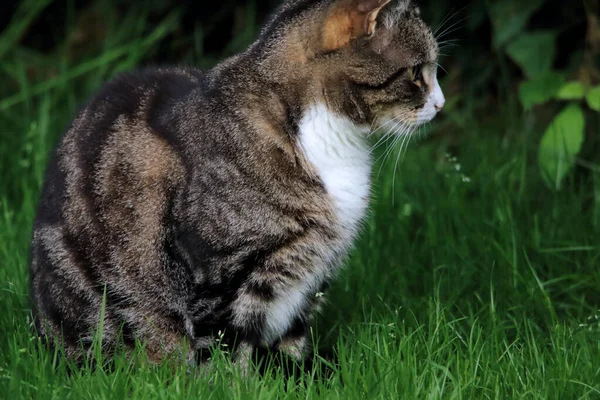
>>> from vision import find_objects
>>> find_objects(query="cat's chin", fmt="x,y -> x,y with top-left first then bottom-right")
415,104 -> 443,125
371,113 -> 436,136
415,111 -> 439,126
408,118 -> 437,131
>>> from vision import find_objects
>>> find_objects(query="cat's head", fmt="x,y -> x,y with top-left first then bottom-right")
255,0 -> 444,131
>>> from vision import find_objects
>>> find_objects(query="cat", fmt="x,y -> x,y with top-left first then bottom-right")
30,0 -> 445,367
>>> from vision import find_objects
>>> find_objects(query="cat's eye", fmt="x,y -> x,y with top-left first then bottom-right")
409,65 -> 424,87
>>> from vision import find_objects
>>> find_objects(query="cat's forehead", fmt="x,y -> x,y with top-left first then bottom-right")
376,5 -> 438,67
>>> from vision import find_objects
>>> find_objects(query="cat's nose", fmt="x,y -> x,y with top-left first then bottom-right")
434,98 -> 445,112
432,79 -> 445,112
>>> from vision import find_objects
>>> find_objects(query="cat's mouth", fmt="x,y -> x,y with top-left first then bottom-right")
372,82 -> 445,135
416,82 -> 446,124
372,103 -> 442,135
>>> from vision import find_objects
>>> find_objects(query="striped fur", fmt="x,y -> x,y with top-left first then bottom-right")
30,0 -> 443,365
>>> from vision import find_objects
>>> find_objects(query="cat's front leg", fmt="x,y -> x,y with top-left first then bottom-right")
277,285 -> 330,360
228,266 -> 326,370
277,316 -> 310,361
231,315 -> 310,376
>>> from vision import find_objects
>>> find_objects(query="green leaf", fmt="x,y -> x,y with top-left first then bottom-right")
586,86 -> 600,111
555,81 -> 586,100
538,105 -> 585,190
490,0 -> 545,48
519,72 -> 565,110
506,31 -> 556,78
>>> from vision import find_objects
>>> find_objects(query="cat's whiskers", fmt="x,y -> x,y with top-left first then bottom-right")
435,17 -> 467,43
370,115 -> 401,136
374,112 -> 411,139
391,124 -> 416,205
425,123 -> 432,138
369,113 -> 391,132
437,42 -> 460,56
434,62 -> 448,74
375,126 -> 403,178
369,128 -> 395,155
372,118 -> 405,157
435,10 -> 466,36
369,116 -> 379,132
433,7 -> 465,37
437,40 -> 460,49
376,119 -> 412,179
369,116 -> 404,155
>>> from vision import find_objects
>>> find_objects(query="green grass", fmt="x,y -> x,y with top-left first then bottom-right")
1,6 -> 600,400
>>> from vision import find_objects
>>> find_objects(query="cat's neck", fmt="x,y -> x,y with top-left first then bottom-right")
297,103 -> 372,240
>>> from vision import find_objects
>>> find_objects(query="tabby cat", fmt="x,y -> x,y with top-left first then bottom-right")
30,0 -> 445,366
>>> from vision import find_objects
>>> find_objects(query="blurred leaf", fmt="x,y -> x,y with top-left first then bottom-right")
490,0 -> 545,48
555,81 -> 586,100
506,31 -> 556,78
538,105 -> 585,190
586,86 -> 600,111
519,71 -> 565,110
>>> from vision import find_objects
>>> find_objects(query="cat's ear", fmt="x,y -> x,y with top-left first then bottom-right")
322,0 -> 392,51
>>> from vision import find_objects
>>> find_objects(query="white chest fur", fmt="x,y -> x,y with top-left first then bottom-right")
298,103 -> 372,241
261,104 -> 372,344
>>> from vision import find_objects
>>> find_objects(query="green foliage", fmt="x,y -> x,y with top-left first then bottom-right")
490,0 -> 597,190
556,82 -> 587,100
517,72 -> 593,190
489,0 -> 545,48
587,86 -> 600,111
518,71 -> 565,110
519,73 -> 594,190
506,31 -> 556,78
538,105 -> 585,189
